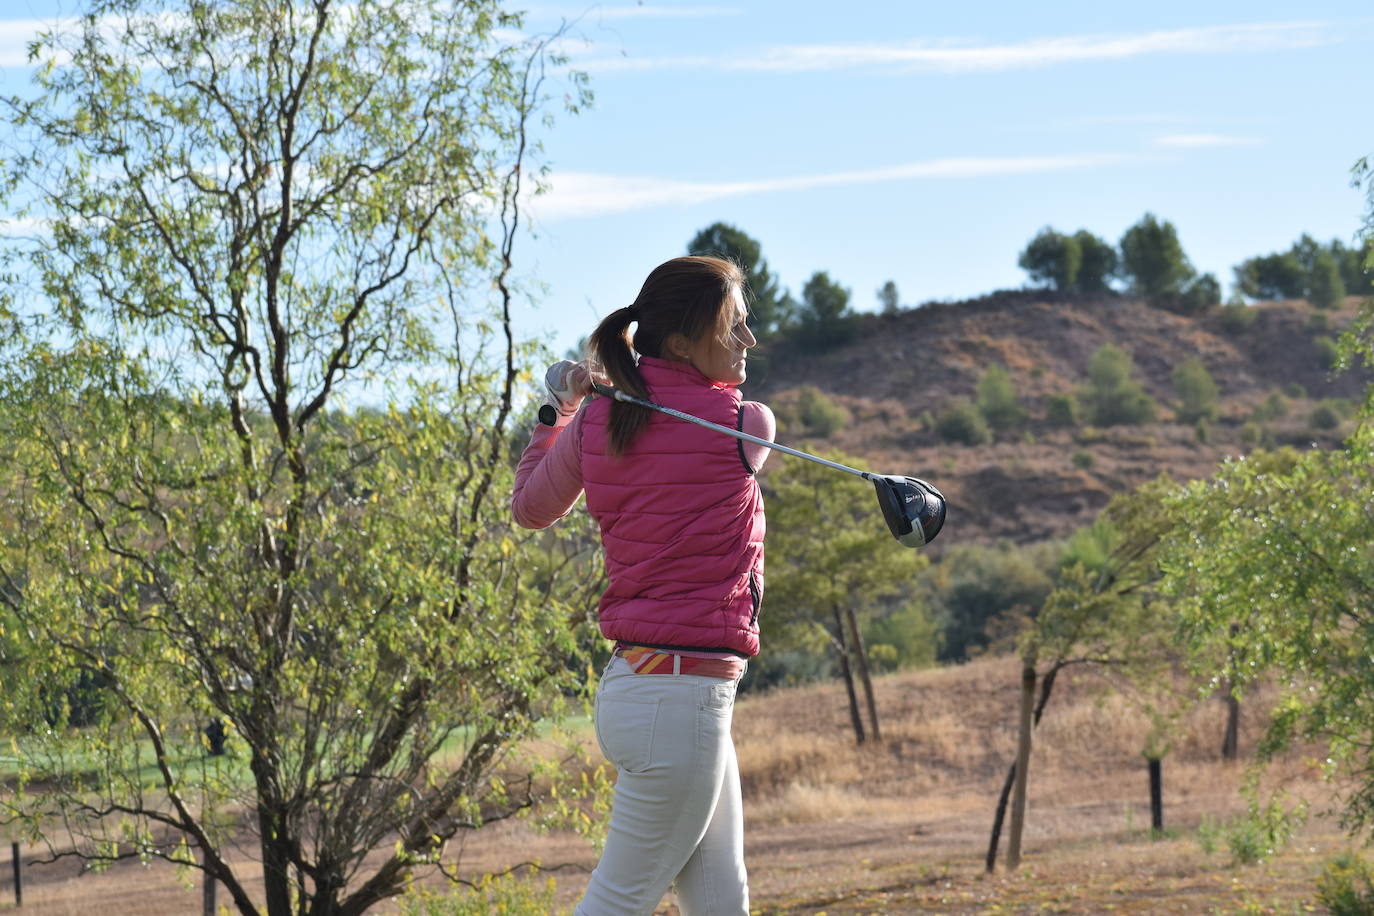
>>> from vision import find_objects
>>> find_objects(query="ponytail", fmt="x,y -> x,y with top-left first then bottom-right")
588,256 -> 745,456
589,305 -> 652,456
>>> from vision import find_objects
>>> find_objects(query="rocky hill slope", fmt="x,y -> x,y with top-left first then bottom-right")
741,292 -> 1370,550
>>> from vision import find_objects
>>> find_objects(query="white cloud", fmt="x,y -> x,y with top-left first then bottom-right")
529,4 -> 740,20
575,20 -> 1340,74
1153,133 -> 1263,148
529,153 -> 1141,220
0,18 -> 58,68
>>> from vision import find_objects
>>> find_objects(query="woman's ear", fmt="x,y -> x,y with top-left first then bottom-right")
663,331 -> 691,361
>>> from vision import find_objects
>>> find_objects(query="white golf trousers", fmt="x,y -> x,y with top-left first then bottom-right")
575,654 -> 749,916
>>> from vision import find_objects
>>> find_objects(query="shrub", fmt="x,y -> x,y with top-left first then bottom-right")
1078,344 -> 1157,426
1221,796 -> 1305,865
1045,393 -> 1078,427
1217,302 -> 1257,333
1314,335 -> 1340,370
795,385 -> 849,437
1311,402 -> 1343,430
1316,853 -> 1374,916
1194,419 -> 1209,443
1283,382 -> 1308,399
935,398 -> 991,445
1240,421 -> 1265,446
976,364 -> 1026,431
1253,391 -> 1289,421
1071,449 -> 1094,469
1171,357 -> 1219,424
399,873 -> 561,916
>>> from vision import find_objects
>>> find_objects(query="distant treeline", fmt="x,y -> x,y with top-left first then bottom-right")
681,216 -> 1373,353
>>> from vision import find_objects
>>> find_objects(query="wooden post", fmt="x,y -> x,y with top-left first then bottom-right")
1006,658 -> 1037,870
1148,757 -> 1164,834
11,841 -> 21,907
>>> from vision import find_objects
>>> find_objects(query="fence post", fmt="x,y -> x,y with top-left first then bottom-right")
11,841 -> 21,907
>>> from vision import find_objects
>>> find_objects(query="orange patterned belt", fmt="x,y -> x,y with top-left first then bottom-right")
614,644 -> 746,680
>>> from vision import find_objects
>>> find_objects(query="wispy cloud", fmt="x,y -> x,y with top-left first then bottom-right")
0,18 -> 55,68
1153,133 -> 1263,148
528,4 -> 740,21
529,153 -> 1141,220
575,20 -> 1341,74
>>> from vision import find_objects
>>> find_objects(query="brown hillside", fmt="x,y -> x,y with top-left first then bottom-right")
743,292 -> 1370,548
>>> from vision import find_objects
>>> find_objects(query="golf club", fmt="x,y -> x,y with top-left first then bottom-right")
538,384 -> 946,548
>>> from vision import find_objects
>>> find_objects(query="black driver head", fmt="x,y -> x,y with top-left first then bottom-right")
872,475 -> 946,548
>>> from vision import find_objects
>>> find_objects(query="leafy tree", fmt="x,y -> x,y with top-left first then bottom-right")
1120,213 -> 1196,306
1018,227 -> 1081,292
976,363 -> 1026,431
687,222 -> 791,337
988,478 -> 1196,870
1077,344 -> 1157,426
1234,250 -> 1307,300
920,542 -> 1058,663
1074,229 -> 1120,295
1158,162 -> 1374,836
877,279 -> 901,315
1160,429 -> 1374,835
1309,250 -> 1347,310
762,451 -> 930,743
0,4 -> 601,915
1332,237 -> 1374,295
1172,357 -> 1220,424
1235,234 -> 1367,304
1178,272 -> 1221,315
793,270 -> 856,350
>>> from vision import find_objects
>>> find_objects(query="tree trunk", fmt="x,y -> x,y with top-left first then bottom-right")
986,662 -> 1062,872
1222,623 -> 1241,760
257,805 -> 293,916
11,842 -> 20,907
1221,692 -> 1240,760
832,605 -> 865,744
1148,757 -> 1164,834
985,761 -> 1017,872
1006,657 -> 1037,870
844,605 -> 881,742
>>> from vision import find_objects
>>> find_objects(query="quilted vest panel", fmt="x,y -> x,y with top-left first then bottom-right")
581,356 -> 766,656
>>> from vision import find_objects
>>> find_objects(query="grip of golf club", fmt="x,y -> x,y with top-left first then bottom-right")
537,383 -> 622,426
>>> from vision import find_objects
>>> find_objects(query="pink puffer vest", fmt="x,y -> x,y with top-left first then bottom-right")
581,356 -> 766,657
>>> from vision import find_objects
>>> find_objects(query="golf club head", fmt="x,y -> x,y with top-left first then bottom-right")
872,475 -> 946,548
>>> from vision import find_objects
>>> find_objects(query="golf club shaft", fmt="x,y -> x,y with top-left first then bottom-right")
591,383 -> 876,482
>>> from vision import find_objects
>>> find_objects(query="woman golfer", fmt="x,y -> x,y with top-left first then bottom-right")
512,255 -> 772,915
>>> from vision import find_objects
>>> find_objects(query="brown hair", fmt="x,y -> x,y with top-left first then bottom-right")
588,256 -> 747,455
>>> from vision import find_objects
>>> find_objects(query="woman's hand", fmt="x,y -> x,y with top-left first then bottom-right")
541,359 -> 600,419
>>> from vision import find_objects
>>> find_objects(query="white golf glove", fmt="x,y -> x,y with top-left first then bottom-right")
540,359 -> 593,422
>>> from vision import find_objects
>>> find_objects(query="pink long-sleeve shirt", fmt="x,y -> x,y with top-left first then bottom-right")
511,400 -> 776,529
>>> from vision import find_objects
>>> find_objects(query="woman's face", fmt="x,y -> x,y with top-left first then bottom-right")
682,287 -> 756,386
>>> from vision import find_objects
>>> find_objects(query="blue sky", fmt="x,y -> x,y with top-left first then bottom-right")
3,1 -> 1372,357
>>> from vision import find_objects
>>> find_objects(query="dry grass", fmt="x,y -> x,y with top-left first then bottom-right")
2,654 -> 1354,914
